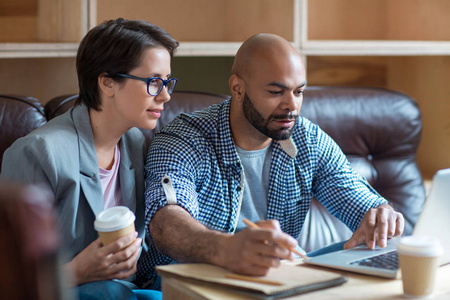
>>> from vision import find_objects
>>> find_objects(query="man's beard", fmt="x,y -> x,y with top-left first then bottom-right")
242,92 -> 298,140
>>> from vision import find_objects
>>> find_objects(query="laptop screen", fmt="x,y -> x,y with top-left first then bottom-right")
412,168 -> 450,266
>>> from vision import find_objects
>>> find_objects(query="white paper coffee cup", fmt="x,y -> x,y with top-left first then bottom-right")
94,206 -> 136,246
398,236 -> 443,298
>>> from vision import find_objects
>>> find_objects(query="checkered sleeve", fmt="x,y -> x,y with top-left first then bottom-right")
309,123 -> 387,231
144,132 -> 202,232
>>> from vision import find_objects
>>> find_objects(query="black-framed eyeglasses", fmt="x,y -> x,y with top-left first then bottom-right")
116,73 -> 177,96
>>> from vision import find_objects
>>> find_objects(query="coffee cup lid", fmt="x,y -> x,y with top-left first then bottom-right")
397,236 -> 444,257
94,206 -> 135,232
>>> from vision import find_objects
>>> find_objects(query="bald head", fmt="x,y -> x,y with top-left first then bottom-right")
228,34 -> 307,149
232,33 -> 304,80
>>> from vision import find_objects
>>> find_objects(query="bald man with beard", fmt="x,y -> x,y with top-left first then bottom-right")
138,34 -> 404,289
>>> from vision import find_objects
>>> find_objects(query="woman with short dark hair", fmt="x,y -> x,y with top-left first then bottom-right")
1,18 -> 179,299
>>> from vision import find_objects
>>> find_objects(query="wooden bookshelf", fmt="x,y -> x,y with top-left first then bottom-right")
0,0 -> 449,178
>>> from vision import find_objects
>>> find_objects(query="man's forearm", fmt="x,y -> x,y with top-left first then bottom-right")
149,205 -> 229,266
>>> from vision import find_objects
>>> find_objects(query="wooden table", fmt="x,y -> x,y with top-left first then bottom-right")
160,263 -> 450,299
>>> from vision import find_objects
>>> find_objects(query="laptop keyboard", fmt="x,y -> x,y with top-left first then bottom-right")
349,250 -> 399,270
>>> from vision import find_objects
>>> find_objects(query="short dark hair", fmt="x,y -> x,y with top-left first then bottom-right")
76,18 -> 179,111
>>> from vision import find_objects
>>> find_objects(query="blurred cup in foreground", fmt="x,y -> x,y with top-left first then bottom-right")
398,236 -> 443,298
94,206 -> 136,246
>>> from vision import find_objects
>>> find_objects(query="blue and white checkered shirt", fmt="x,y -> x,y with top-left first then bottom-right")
137,99 -> 386,286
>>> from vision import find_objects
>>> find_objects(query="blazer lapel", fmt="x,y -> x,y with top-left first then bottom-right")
119,136 -> 136,212
72,105 -> 104,216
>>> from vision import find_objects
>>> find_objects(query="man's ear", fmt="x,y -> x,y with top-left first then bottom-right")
229,74 -> 245,102
98,73 -> 116,97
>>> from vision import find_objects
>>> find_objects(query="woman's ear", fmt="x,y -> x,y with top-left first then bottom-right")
229,74 -> 245,102
98,73 -> 116,97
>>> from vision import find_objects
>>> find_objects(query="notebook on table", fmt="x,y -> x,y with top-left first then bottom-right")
157,261 -> 346,300
304,168 -> 450,279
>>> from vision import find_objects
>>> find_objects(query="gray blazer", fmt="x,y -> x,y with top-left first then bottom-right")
1,104 -> 147,261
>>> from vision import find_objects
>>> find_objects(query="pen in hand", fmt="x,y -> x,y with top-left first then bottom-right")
243,218 -> 308,259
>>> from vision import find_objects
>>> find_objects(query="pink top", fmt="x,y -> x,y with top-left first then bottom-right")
99,145 -> 122,209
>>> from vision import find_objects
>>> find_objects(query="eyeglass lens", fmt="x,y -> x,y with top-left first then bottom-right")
148,78 -> 176,96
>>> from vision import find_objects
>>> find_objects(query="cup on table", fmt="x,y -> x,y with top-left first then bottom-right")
94,206 -> 136,246
397,236 -> 443,299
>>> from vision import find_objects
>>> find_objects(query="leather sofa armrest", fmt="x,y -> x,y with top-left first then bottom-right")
0,95 -> 47,168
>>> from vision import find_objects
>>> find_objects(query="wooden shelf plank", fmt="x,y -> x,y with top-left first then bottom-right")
0,43 -> 78,58
3,40 -> 450,58
176,42 -> 302,57
302,40 -> 450,56
175,40 -> 450,57
176,42 -> 242,57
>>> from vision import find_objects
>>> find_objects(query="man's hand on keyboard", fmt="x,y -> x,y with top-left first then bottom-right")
344,204 -> 404,250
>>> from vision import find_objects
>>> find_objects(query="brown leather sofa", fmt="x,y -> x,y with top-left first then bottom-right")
0,87 -> 425,251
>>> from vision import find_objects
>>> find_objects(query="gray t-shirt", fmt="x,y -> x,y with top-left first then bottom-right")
235,143 -> 272,231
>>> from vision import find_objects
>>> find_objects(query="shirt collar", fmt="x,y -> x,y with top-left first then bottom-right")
279,138 -> 298,158
215,99 -> 241,166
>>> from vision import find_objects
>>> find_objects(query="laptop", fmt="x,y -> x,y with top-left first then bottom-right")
304,168 -> 450,278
